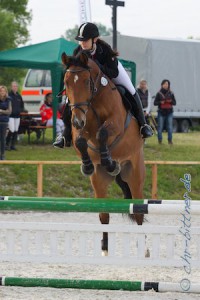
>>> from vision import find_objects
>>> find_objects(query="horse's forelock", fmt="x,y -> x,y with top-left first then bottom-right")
66,56 -> 90,70
66,51 -> 99,72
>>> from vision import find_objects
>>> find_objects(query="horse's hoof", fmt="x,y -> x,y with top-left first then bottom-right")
102,250 -> 108,256
107,161 -> 121,176
80,164 -> 94,176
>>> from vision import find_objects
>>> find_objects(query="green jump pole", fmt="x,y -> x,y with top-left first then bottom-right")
2,196 -> 199,205
0,196 -> 146,204
0,200 -> 199,214
0,200 -> 132,213
1,277 -> 200,293
1,277 -> 141,291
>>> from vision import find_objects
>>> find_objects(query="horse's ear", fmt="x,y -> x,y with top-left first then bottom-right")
61,52 -> 70,66
79,51 -> 88,66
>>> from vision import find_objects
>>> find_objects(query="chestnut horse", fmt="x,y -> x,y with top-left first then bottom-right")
62,51 -> 145,254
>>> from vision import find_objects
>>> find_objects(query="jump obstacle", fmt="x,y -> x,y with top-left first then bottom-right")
0,196 -> 200,293
0,196 -> 199,214
1,277 -> 200,293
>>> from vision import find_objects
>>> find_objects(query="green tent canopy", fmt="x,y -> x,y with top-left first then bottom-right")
0,38 -> 77,139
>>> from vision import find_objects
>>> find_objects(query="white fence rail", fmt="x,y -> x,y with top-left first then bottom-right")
0,221 -> 199,267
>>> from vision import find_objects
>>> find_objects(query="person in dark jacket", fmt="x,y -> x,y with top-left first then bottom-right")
154,79 -> 176,144
53,22 -> 153,148
136,79 -> 152,125
0,86 -> 12,160
6,81 -> 24,150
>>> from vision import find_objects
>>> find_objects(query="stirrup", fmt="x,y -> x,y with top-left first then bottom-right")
140,124 -> 154,139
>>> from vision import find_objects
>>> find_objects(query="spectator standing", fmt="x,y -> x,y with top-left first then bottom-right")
0,86 -> 12,160
6,81 -> 24,150
154,79 -> 176,144
136,79 -> 152,125
40,93 -> 64,137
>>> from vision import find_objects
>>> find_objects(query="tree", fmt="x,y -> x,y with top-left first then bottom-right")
0,0 -> 32,87
187,36 -> 200,40
63,23 -> 113,42
0,0 -> 31,48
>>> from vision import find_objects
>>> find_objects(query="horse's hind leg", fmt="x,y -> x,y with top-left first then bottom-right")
97,126 -> 121,176
121,158 -> 145,225
90,165 -> 114,255
130,160 -> 145,225
99,214 -> 109,255
115,174 -> 132,199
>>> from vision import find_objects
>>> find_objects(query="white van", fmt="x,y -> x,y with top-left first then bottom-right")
22,69 -> 52,113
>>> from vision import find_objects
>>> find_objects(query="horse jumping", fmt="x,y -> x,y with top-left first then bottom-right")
61,51 -> 146,254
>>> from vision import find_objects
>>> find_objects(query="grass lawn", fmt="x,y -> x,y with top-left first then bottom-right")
1,130 -> 200,200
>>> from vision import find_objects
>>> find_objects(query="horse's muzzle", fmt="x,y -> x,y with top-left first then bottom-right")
72,115 -> 85,129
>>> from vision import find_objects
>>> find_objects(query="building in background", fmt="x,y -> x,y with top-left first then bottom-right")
104,35 -> 200,132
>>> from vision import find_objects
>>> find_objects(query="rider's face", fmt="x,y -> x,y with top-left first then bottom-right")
79,39 -> 93,50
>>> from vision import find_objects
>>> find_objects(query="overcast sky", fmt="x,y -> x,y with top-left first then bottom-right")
27,0 -> 200,45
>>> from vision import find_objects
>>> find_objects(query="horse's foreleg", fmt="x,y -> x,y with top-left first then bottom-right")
97,126 -> 121,176
75,136 -> 94,176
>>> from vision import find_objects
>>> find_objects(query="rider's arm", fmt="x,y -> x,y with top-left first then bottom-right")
95,43 -> 119,79
0,100 -> 12,115
100,55 -> 119,79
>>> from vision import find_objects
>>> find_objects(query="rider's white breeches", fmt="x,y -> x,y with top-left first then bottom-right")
112,61 -> 136,95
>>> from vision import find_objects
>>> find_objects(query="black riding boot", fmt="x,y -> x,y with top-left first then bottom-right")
53,102 -> 72,149
53,126 -> 72,148
5,131 -> 12,150
131,92 -> 153,138
10,132 -> 18,150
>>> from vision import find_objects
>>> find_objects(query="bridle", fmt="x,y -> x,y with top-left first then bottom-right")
66,66 -> 102,122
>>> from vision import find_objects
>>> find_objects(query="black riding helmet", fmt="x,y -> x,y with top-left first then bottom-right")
75,22 -> 99,41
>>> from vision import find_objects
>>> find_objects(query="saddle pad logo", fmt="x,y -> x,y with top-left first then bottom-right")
101,77 -> 108,86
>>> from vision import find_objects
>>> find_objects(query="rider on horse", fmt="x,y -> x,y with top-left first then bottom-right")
53,22 -> 153,148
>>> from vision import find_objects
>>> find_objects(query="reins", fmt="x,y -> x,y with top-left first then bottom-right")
66,65 -> 102,127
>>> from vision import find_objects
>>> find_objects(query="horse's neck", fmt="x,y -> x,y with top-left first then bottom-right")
84,87 -> 126,140
97,86 -> 125,118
